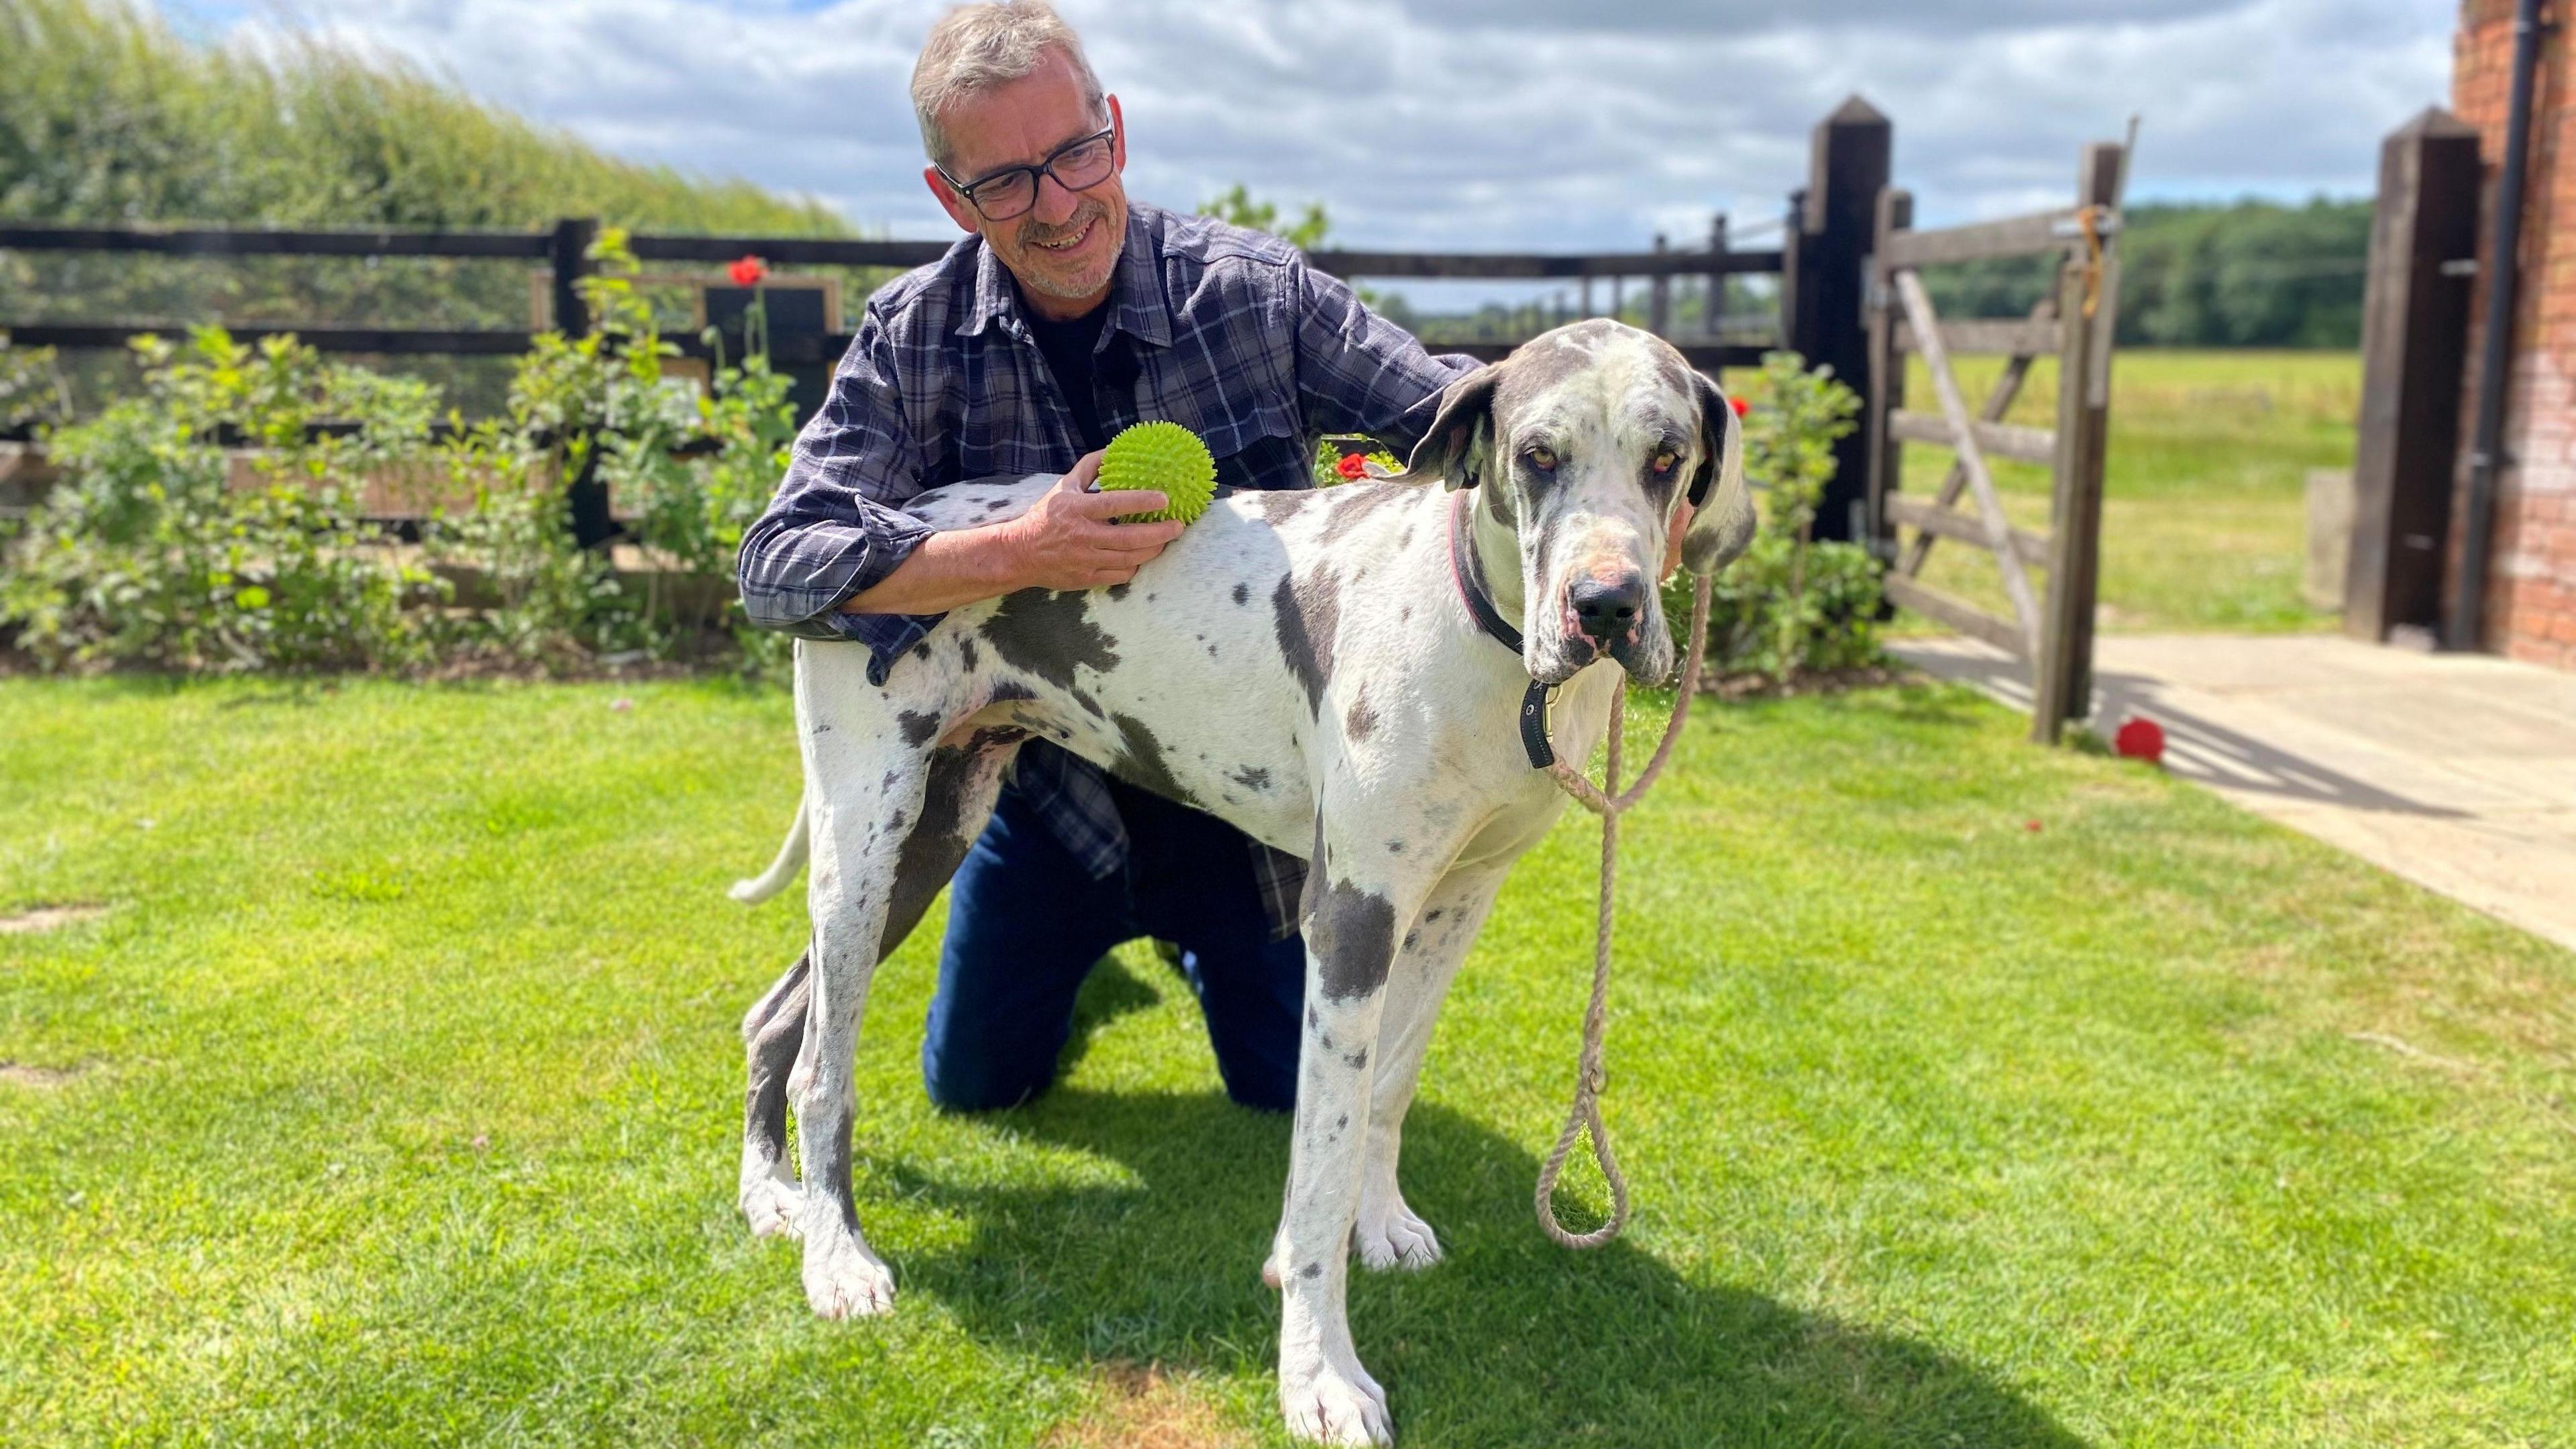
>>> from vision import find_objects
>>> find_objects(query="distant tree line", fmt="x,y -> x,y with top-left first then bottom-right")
1921,197 -> 2371,350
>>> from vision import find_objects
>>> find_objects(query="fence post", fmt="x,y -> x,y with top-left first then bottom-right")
1864,187 -> 1915,564
2346,108 -> 2481,643
1650,233 -> 1671,336
2031,143 -> 2123,743
1786,96 -> 1891,543
1708,213 -> 1729,341
550,217 -> 617,550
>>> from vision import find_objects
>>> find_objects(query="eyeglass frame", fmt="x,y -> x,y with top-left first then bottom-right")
934,125 -> 1119,223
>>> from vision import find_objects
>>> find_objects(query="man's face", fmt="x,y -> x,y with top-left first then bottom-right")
924,53 -> 1128,318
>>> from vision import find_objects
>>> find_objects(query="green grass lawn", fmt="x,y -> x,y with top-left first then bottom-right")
3,677 -> 2569,1446
1898,348 -> 2359,634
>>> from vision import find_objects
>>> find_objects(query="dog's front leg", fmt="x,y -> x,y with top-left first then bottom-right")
1352,865 -> 1506,1274
1276,824 -> 1420,1446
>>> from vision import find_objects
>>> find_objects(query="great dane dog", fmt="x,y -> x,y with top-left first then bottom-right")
728,319 -> 1751,1445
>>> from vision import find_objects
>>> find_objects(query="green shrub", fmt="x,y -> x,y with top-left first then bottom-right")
0,231 -> 802,676
1666,352 -> 1881,683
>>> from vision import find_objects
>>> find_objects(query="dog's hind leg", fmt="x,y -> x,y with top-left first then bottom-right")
1351,865 -> 1505,1274
786,697 -> 1020,1319
738,951 -> 810,1238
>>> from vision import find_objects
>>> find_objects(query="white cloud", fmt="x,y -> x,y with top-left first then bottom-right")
184,0 -> 2449,274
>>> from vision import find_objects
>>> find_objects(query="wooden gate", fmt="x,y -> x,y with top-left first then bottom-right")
1864,142 -> 2128,743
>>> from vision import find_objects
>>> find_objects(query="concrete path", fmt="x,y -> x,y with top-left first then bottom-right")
1892,633 -> 2576,953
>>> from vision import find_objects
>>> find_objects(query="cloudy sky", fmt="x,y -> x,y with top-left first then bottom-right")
160,0 -> 2451,268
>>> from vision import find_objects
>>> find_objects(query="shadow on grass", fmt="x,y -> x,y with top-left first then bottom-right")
874,1077 -> 2088,1445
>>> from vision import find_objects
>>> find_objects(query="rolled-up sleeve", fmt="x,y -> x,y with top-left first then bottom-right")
735,309 -> 940,650
1290,265 -> 1482,456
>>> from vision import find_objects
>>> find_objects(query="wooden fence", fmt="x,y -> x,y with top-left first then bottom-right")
1864,140 -> 2129,742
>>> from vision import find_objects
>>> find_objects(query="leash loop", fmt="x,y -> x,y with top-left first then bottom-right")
1531,572 -> 1713,1249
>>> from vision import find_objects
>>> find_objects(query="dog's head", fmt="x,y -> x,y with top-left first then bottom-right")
1406,319 -> 1754,685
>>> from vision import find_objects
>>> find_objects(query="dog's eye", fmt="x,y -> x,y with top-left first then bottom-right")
1523,446 -> 1558,473
1650,449 -> 1678,475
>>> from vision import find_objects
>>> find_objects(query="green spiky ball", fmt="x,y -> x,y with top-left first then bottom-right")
1097,421 -> 1218,524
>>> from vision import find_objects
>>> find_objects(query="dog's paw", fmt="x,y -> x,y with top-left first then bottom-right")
1281,1359 -> 1391,1446
802,1230 -> 896,1320
1353,1200 -> 1442,1273
738,1174 -> 802,1240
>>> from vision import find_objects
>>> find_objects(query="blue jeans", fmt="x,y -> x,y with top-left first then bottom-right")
921,772 -> 1306,1112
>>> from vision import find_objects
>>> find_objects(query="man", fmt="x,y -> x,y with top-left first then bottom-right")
737,0 -> 1472,1114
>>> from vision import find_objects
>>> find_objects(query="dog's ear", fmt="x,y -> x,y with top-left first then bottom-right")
1680,370 -> 1755,576
1403,363 -> 1503,490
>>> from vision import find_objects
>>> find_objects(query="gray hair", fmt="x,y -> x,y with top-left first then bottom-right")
910,1 -> 1108,172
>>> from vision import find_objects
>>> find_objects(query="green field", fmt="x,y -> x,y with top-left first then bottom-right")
3,677 -> 2569,1446
1898,348 -> 2359,635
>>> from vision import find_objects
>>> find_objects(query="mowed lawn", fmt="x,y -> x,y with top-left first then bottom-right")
2,677 -> 2569,1447
1900,348 -> 2359,634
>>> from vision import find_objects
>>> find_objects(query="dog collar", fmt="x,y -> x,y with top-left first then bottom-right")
1448,488 -> 1558,770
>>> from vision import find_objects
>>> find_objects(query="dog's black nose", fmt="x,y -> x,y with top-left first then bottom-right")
1569,573 -> 1645,643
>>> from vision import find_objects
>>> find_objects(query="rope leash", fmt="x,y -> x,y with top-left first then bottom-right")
1530,572 -> 1714,1248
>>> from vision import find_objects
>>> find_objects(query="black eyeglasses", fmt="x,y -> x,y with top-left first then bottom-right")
936,126 -> 1117,222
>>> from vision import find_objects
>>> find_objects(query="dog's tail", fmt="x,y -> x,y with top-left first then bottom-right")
729,802 -> 809,906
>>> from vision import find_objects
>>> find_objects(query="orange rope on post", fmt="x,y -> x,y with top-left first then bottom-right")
1532,571 -> 1713,1249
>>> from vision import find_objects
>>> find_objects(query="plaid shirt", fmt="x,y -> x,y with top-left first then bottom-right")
737,201 -> 1475,936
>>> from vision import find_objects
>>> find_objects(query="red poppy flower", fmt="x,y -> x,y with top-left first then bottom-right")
729,255 -> 767,287
1729,395 -> 1750,417
1335,453 -> 1368,480
2114,716 -> 2166,765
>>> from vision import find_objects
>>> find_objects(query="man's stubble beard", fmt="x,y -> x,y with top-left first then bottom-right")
1006,199 -> 1120,303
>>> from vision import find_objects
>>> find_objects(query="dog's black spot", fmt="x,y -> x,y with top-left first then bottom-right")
1307,1005 -> 1321,1032
1070,688 -> 1106,720
912,641 -> 932,662
1425,908 -> 1444,922
812,1110 -> 862,1232
1344,1047 -> 1368,1070
1146,593 -> 1157,604
1402,928 -> 1420,952
1106,582 -> 1131,602
957,637 -> 979,673
812,722 -> 832,735
1387,839 -> 1404,854
1247,488 -> 1322,524
885,809 -> 906,832
1400,524 -> 1416,550
1317,480 -> 1415,547
1273,571 -> 1340,714
898,710 -> 942,749
1301,1262 -> 1322,1280
1336,1113 -> 1348,1129
1320,1032 -> 1334,1051
1108,712 -> 1196,808
1345,693 -> 1378,741
986,679 -> 1037,705
1232,765 -> 1274,792
881,769 -> 901,791
984,497 -> 1010,513
1303,873 -> 1397,1003
1232,582 -> 1250,606
982,588 -> 1118,691
878,745 -> 999,957
1399,605 -> 1411,624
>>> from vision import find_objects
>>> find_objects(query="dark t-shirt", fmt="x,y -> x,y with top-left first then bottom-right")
1024,299 -> 1111,453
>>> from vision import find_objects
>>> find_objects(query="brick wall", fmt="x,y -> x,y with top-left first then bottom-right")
2453,1 -> 2576,667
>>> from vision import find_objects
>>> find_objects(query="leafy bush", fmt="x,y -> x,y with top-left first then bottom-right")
1666,352 -> 1881,684
0,230 -> 800,676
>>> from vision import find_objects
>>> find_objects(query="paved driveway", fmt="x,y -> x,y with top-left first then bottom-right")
1894,633 -> 2576,953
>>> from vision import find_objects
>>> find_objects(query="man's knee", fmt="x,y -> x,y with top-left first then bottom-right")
921,1043 -> 1055,1113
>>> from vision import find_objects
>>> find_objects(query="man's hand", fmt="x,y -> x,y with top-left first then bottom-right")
998,451 -> 1187,592
838,449 -> 1189,616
